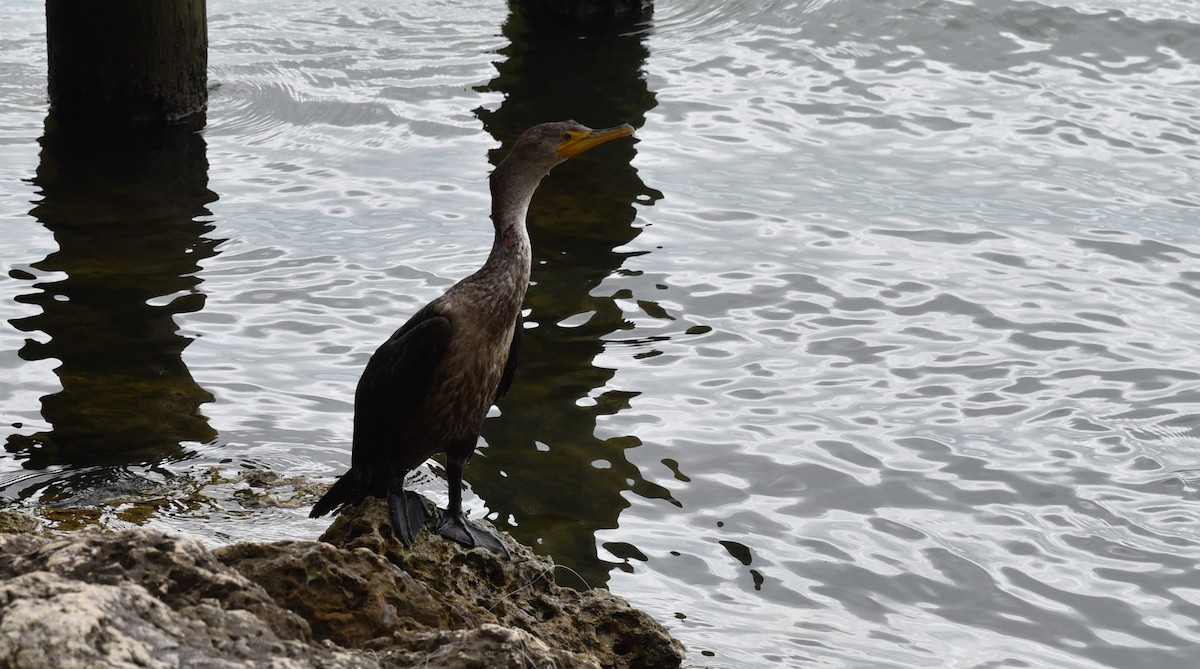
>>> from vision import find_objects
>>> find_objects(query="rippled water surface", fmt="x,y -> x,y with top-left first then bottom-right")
3,1 -> 1200,667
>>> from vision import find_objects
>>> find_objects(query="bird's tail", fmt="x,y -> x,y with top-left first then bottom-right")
309,470 -> 366,518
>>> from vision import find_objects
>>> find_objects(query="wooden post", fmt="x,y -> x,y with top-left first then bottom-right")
511,0 -> 648,25
45,0 -> 207,124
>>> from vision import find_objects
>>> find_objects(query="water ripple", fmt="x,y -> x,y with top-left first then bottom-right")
601,2 -> 1200,662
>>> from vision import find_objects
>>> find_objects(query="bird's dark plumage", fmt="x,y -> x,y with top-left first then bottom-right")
311,121 -> 634,554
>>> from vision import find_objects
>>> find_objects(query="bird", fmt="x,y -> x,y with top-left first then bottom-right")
310,120 -> 635,555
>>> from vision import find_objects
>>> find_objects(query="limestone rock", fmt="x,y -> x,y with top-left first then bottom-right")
0,509 -> 40,534
213,539 -> 483,647
380,623 -> 601,669
0,569 -> 372,669
0,502 -> 684,669
309,497 -> 685,669
0,527 -> 310,643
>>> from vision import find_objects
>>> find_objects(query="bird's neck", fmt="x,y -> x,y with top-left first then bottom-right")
482,161 -> 544,280
483,217 -> 531,278
488,158 -> 547,230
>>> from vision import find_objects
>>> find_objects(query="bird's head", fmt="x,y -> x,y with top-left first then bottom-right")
552,120 -> 635,159
501,120 -> 635,173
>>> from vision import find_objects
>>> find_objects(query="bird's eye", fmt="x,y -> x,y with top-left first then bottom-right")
562,132 -> 573,141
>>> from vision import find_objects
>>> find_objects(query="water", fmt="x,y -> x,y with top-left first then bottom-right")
3,0 -> 1200,666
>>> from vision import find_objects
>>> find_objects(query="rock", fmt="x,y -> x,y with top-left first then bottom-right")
0,501 -> 684,669
0,509 -> 40,534
0,527 -> 311,644
303,497 -> 685,669
379,623 -> 600,669
0,542 -> 371,669
214,540 -> 484,647
0,571 -> 204,669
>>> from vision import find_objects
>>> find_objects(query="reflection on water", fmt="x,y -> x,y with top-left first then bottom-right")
4,116 -> 219,504
472,5 -> 665,586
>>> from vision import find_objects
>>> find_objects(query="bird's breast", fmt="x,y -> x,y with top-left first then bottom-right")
418,282 -> 523,441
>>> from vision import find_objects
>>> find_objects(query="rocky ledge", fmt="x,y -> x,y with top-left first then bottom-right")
0,502 -> 684,668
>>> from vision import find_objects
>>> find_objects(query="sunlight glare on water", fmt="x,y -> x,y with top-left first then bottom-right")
2,0 -> 1200,667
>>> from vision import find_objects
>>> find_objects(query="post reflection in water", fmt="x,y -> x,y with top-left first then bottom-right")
4,116 -> 221,506
473,6 -> 667,586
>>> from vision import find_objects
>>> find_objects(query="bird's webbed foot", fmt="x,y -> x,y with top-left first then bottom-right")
387,486 -> 431,548
435,510 -> 510,557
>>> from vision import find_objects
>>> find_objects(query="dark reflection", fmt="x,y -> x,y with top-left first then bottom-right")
4,114 -> 221,505
472,5 -> 667,586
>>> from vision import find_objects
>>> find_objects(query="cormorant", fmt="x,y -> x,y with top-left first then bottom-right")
310,120 -> 635,555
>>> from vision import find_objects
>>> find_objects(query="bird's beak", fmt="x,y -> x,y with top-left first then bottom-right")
556,124 -> 635,159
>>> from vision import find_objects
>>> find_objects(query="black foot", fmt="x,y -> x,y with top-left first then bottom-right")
435,510 -> 510,557
386,487 -> 431,548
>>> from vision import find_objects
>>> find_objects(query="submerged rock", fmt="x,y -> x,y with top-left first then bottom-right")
0,509 -> 39,534
0,503 -> 684,669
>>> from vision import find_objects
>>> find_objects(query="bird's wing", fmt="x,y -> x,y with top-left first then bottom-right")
494,317 -> 521,402
350,304 -> 452,470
